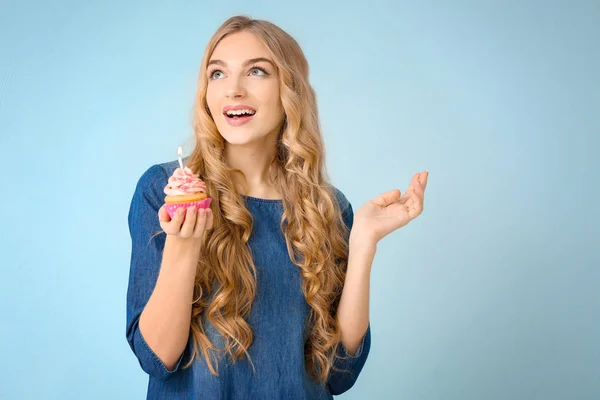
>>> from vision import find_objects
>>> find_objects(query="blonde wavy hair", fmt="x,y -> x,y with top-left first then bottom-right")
182,15 -> 352,383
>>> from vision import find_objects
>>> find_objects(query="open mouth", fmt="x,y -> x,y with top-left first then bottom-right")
224,109 -> 257,119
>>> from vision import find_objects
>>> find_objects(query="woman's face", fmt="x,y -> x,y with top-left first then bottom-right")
206,31 -> 284,147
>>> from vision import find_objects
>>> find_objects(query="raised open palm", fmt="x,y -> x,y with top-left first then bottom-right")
352,171 -> 429,244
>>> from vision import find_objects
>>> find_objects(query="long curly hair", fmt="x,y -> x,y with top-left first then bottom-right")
182,15 -> 352,383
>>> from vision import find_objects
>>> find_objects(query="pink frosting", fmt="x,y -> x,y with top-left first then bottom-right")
164,167 -> 208,196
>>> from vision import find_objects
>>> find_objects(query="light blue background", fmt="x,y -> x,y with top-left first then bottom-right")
1,1 -> 598,399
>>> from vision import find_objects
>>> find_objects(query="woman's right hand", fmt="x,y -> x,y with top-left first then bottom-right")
158,206 -> 213,239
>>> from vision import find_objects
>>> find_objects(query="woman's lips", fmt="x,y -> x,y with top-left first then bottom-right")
224,113 -> 255,126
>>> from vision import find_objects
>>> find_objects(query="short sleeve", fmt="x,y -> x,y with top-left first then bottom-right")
125,164 -> 185,379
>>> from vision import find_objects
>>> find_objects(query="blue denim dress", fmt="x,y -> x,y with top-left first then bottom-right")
126,160 -> 371,399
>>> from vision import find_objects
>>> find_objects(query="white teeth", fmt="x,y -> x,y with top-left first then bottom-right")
226,109 -> 256,116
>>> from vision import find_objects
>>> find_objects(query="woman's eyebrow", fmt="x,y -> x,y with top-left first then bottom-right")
207,57 -> 274,68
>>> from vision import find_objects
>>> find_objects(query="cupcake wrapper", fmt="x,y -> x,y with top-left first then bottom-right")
164,198 -> 212,218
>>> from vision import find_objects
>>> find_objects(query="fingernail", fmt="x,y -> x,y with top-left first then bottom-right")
189,207 -> 196,214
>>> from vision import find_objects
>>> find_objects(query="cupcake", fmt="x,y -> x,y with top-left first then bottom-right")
163,166 -> 212,218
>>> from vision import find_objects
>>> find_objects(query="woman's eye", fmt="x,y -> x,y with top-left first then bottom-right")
250,67 -> 267,76
209,70 -> 224,80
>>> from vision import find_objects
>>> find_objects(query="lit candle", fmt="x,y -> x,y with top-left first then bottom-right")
177,146 -> 184,170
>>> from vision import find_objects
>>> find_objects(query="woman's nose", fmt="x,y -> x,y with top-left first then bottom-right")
226,81 -> 246,99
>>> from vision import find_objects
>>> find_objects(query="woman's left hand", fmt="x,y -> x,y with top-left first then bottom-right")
351,171 -> 429,245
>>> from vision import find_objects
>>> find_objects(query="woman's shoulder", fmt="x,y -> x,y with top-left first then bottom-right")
132,159 -> 180,205
331,186 -> 352,214
135,163 -> 164,189
136,158 -> 187,186
140,159 -> 180,179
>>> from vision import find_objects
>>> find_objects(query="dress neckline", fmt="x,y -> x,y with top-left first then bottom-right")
241,194 -> 283,203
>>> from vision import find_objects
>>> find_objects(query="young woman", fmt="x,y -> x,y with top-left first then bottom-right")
126,15 -> 428,400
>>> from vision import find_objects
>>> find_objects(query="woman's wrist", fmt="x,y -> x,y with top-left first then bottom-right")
164,234 -> 204,260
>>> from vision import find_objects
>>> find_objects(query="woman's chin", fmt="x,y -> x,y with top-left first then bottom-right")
220,130 -> 260,146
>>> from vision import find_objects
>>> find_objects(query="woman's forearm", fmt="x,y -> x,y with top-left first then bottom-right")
336,237 -> 376,355
139,235 -> 201,370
